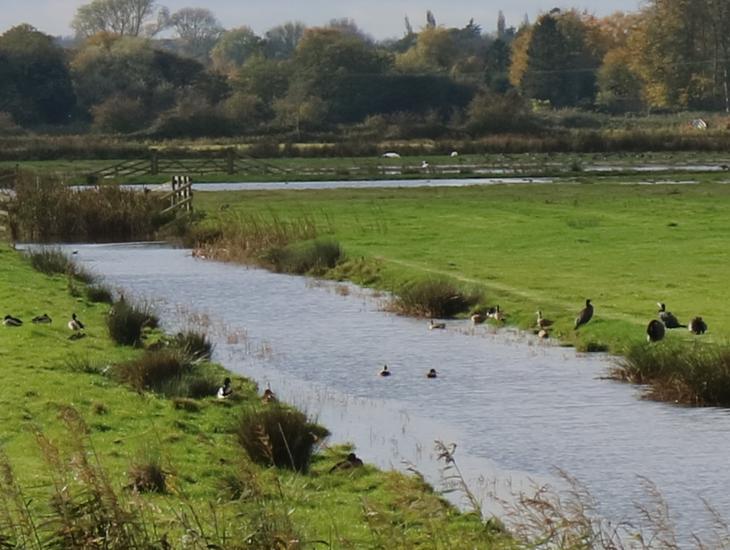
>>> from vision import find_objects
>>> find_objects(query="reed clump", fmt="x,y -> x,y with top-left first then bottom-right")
171,330 -> 213,361
106,299 -> 158,347
85,284 -> 114,304
128,452 -> 166,494
236,406 -> 329,473
110,349 -> 218,399
390,278 -> 482,318
614,342 -> 730,405
9,174 -> 168,242
263,239 -> 343,275
25,247 -> 95,283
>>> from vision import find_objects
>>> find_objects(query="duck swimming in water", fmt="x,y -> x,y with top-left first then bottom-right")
379,365 -> 391,376
3,315 -> 22,327
688,316 -> 707,335
427,368 -> 438,378
470,313 -> 485,325
428,319 -> 446,330
646,319 -> 666,342
657,302 -> 685,328
574,299 -> 593,329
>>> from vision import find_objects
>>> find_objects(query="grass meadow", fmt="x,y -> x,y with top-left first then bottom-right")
195,180 -> 730,355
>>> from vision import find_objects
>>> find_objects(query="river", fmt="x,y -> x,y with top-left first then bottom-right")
64,243 -> 730,544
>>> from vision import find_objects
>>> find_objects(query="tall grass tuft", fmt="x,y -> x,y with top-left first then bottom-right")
614,342 -> 730,405
390,278 -> 482,318
264,239 -> 343,275
236,406 -> 329,473
171,330 -> 213,361
25,247 -> 96,283
85,284 -> 114,304
128,451 -> 166,494
106,299 -> 158,347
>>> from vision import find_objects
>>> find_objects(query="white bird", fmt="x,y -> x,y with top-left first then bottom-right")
68,313 -> 85,332
421,160 -> 430,170
429,319 -> 446,330
382,152 -> 400,158
450,151 -> 459,158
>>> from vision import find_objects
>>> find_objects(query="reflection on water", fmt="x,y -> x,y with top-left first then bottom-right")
66,243 -> 730,541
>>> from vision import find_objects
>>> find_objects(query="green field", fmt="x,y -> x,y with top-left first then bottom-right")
195,180 -> 730,353
0,246 -> 508,547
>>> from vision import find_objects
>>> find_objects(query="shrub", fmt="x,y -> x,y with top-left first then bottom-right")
106,300 -> 158,346
264,239 -> 343,274
26,248 -> 95,282
236,406 -> 329,472
91,96 -> 149,134
128,452 -> 166,493
391,278 -> 482,318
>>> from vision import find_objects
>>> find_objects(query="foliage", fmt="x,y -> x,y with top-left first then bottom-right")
466,89 -> 537,134
236,406 -> 329,472
106,299 -> 158,346
171,330 -> 213,361
211,26 -> 262,74
391,278 -> 482,318
72,0 -> 158,38
264,239 -> 343,275
91,95 -> 148,134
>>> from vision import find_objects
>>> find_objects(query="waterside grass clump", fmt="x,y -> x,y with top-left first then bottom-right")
390,278 -> 483,318
171,330 -> 214,361
25,247 -> 95,283
263,239 -> 343,275
236,406 -> 330,473
106,299 -> 159,346
614,342 -> 730,405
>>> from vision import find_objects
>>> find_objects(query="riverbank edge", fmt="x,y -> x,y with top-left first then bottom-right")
0,244 -> 513,547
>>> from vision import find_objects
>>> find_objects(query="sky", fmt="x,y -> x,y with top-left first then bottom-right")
0,0 -> 641,40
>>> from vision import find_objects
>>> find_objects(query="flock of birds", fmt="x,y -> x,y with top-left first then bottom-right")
3,312 -> 86,339
426,298 -> 708,345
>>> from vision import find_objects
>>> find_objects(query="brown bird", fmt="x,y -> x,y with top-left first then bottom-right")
329,452 -> 364,473
536,310 -> 553,329
688,317 -> 707,335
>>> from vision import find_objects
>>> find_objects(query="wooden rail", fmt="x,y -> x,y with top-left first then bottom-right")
160,176 -> 193,215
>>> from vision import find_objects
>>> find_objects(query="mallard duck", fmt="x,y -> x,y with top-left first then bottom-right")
68,313 -> 85,331
537,328 -> 549,339
688,316 -> 707,335
536,310 -> 553,329
646,319 -> 665,342
428,319 -> 446,330
470,312 -> 485,325
262,387 -> 277,403
217,377 -> 233,399
32,314 -> 52,324
379,365 -> 391,377
427,368 -> 438,378
574,299 -> 593,329
3,315 -> 22,327
657,302 -> 685,328
329,452 -> 364,473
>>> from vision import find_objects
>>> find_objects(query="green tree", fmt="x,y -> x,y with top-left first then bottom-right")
211,27 -> 262,74
263,22 -> 306,59
168,7 -> 223,60
0,25 -> 76,125
596,47 -> 644,112
72,0 -> 157,38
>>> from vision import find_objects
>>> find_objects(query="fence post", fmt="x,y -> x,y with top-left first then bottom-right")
226,148 -> 235,174
151,151 -> 159,175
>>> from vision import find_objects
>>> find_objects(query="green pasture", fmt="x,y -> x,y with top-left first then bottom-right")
196,180 -> 730,351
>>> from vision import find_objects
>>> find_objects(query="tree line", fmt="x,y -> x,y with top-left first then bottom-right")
1,0 -> 729,139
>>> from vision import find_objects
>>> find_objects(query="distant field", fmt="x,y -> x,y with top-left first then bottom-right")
196,180 -> 730,351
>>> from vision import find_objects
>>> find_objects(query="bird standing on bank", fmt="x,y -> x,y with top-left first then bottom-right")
574,299 -> 593,329
688,316 -> 707,335
536,310 -> 553,329
657,302 -> 685,328
646,319 -> 666,342
329,452 -> 364,473
68,313 -> 84,332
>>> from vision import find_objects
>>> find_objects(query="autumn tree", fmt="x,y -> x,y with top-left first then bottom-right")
72,0 -> 157,38
263,22 -> 306,59
168,7 -> 223,60
211,26 -> 262,73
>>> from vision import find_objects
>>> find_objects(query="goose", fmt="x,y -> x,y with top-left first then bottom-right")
32,314 -> 52,324
3,315 -> 22,327
657,302 -> 685,328
688,316 -> 707,335
574,299 -> 593,329
429,319 -> 446,330
329,452 -> 364,473
646,319 -> 666,342
490,305 -> 505,322
450,151 -> 459,158
379,365 -> 391,377
427,368 -> 438,379
382,152 -> 400,158
68,313 -> 84,332
217,377 -> 233,399
421,160 -> 430,170
536,310 -> 553,329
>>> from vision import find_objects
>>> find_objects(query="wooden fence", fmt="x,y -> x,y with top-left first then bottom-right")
160,176 -> 193,215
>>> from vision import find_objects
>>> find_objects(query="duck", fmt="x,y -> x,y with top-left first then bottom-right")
421,160 -> 430,171
32,314 -> 52,324
537,328 -> 549,339
262,387 -> 277,403
329,452 -> 364,473
68,313 -> 84,331
427,368 -> 438,378
688,316 -> 707,335
3,315 -> 22,327
646,319 -> 666,342
657,302 -> 685,328
217,377 -> 233,399
536,310 -> 553,329
379,365 -> 391,377
574,299 -> 593,329
428,319 -> 446,330
470,312 -> 485,325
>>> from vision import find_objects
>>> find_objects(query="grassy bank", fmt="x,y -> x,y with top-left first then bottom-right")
193,180 -> 730,401
0,245 -> 511,547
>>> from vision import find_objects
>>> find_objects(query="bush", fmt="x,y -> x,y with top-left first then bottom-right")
85,284 -> 114,304
171,330 -> 213,361
106,299 -> 158,346
26,248 -> 95,283
264,239 -> 343,274
391,278 -> 482,318
91,96 -> 149,134
236,406 -> 329,472
128,452 -> 166,493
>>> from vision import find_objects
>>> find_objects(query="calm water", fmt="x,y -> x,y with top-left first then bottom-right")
67,243 -> 730,543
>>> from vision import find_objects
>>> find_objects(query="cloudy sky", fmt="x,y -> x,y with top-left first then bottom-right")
0,0 -> 640,39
